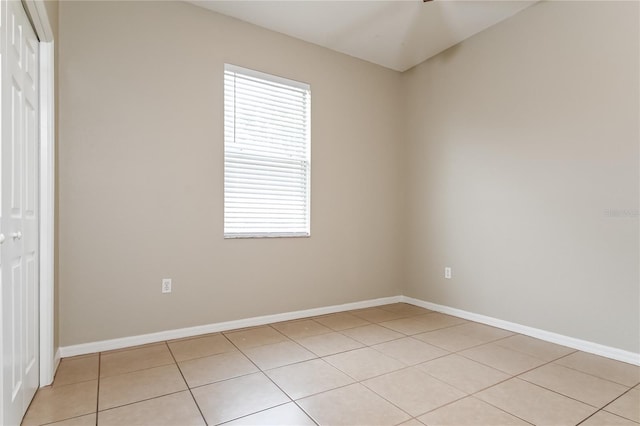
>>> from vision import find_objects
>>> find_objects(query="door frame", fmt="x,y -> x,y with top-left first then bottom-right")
21,0 -> 55,386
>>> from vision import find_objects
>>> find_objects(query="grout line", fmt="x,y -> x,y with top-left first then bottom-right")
416,359 -> 538,426
168,348 -> 244,365
96,389 -> 191,415
165,340 -> 209,425
216,401 -> 301,426
576,410 -> 600,425
595,386 -> 639,421
39,413 -> 99,426
417,340 -> 636,424
455,395 -> 536,426
221,331 -> 322,425
47,305 -> 634,426
97,361 -> 177,380
95,352 -> 101,425
357,372 -> 442,421
220,317 -> 442,425
550,354 -> 639,388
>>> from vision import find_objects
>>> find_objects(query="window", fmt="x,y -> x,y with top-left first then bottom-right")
224,64 -> 311,238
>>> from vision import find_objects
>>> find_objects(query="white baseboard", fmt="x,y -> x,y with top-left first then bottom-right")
40,347 -> 61,387
58,294 -> 639,367
402,296 -> 640,366
59,295 -> 402,358
54,347 -> 61,372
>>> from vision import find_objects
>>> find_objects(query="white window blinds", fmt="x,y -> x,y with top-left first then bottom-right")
224,64 -> 311,238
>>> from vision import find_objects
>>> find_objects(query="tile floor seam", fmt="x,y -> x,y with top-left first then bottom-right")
297,381 -> 415,424
284,379 -> 362,404
554,361 -> 640,388
457,394 -> 538,426
267,359 -> 358,401
516,371 -> 631,410
220,326 -> 300,422
481,376 -> 605,419
340,331 -> 408,347
265,323 -> 299,342
267,353 -> 428,420
38,413 -> 94,426
290,400 -> 321,426
455,344 -> 557,377
216,401 -> 300,426
258,355 -> 322,373
411,328 -> 515,354
182,332 -> 263,384
349,311 -> 412,323
325,355 -> 411,383
95,351 -> 101,425
185,369 -> 260,391
50,377 -> 98,389
313,318 -> 373,332
446,335 -> 516,353
291,340 -> 364,359
260,368 -> 322,426
417,394 -> 537,426
493,339 -> 580,362
287,394 -> 321,426
258,354 -> 335,374
509,354 -> 632,409
412,321 -> 473,335
171,347 -> 242,364
96,389 -> 187,413
25,304 -> 639,426
418,361 -> 516,397
178,348 -> 254,372
98,360 -> 177,380
574,409 -> 637,426
165,338 -> 208,426
272,321 -> 334,340
575,410 -> 600,425
242,344 -> 320,371
466,373 -> 519,399
359,369 -> 470,420
603,409 -> 640,425
222,324 -> 292,348
600,409 -> 640,424
600,387 -> 640,422
369,335 -> 452,365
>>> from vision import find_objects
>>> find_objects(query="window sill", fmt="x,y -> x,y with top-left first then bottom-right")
224,232 -> 310,239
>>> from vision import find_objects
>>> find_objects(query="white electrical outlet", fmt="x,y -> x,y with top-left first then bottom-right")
444,267 -> 452,279
162,278 -> 172,293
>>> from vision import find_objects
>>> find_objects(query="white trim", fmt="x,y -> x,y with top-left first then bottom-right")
38,41 -> 55,386
53,348 -> 61,374
401,296 -> 640,366
23,0 -> 56,386
22,0 -> 53,42
59,296 -> 401,357
225,63 -> 310,91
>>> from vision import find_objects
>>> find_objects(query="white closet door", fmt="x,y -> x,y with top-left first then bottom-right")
0,1 -> 40,424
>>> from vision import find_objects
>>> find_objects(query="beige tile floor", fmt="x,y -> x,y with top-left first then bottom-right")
22,303 -> 640,426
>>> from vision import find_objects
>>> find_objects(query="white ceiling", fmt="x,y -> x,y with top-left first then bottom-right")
188,0 -> 537,72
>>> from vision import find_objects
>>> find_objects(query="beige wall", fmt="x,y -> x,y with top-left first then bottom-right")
57,1 -> 404,345
403,1 -> 639,353
58,0 -> 639,354
43,0 -> 58,38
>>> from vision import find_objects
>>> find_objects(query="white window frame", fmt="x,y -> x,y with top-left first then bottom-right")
224,64 -> 311,239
